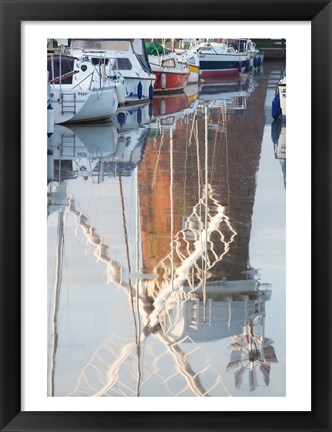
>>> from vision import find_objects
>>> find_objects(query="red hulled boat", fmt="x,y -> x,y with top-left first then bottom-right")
146,42 -> 190,93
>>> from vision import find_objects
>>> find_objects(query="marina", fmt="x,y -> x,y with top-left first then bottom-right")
47,38 -> 286,398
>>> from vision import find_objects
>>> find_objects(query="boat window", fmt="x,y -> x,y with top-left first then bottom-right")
189,57 -> 196,65
91,58 -> 110,65
199,46 -> 212,53
161,58 -> 175,68
112,58 -> 132,70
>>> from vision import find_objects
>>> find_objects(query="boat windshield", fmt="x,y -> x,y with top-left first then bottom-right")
198,43 -> 228,54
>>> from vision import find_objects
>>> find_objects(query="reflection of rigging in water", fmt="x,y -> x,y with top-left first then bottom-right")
47,111 -> 150,396
47,179 -> 70,397
65,196 -> 217,397
48,71 -> 281,396
48,209 -> 64,397
62,115 -> 230,396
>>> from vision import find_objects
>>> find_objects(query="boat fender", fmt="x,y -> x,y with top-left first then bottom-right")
117,112 -> 126,128
47,103 -> 54,136
245,59 -> 250,72
271,118 -> 282,144
137,107 -> 142,125
149,83 -> 154,100
272,90 -> 281,120
253,56 -> 258,68
148,102 -> 153,119
160,98 -> 166,116
47,154 -> 54,181
161,72 -> 166,90
238,62 -> 242,72
137,81 -> 143,100
257,56 -> 262,67
116,77 -> 126,105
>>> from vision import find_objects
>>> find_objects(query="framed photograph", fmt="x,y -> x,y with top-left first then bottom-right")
1,0 -> 331,431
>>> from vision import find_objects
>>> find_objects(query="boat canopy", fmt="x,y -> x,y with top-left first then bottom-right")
131,39 -> 153,74
145,42 -> 171,56
47,55 -> 77,84
70,39 -> 152,74
229,39 -> 257,53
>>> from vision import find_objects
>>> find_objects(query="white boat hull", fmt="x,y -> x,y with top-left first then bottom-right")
278,81 -> 286,117
49,86 -> 118,124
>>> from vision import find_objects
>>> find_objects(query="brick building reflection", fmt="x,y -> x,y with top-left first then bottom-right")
139,79 -> 267,288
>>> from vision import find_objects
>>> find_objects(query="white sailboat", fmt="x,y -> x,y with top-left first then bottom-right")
47,54 -> 120,124
69,39 -> 156,105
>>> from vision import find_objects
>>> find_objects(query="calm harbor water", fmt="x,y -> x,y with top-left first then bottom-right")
47,60 -> 286,397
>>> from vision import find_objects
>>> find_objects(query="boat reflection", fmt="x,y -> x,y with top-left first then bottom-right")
271,117 -> 286,188
47,121 -> 148,183
199,75 -> 257,113
111,101 -> 155,131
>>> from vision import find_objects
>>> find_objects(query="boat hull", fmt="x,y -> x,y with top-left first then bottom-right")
199,54 -> 247,78
153,71 -> 190,93
188,64 -> 200,83
199,59 -> 244,78
175,50 -> 200,84
278,82 -> 286,117
50,86 -> 118,124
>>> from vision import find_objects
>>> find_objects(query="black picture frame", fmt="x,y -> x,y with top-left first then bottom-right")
0,0 -> 331,431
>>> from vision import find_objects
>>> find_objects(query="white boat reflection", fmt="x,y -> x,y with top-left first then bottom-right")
199,75 -> 257,113
47,121 -> 148,182
271,118 -> 286,188
111,101 -> 155,131
271,118 -> 286,160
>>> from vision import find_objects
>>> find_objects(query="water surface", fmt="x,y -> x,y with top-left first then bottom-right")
47,60 -> 286,397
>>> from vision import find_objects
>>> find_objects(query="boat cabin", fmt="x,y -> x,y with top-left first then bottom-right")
70,39 -> 152,74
